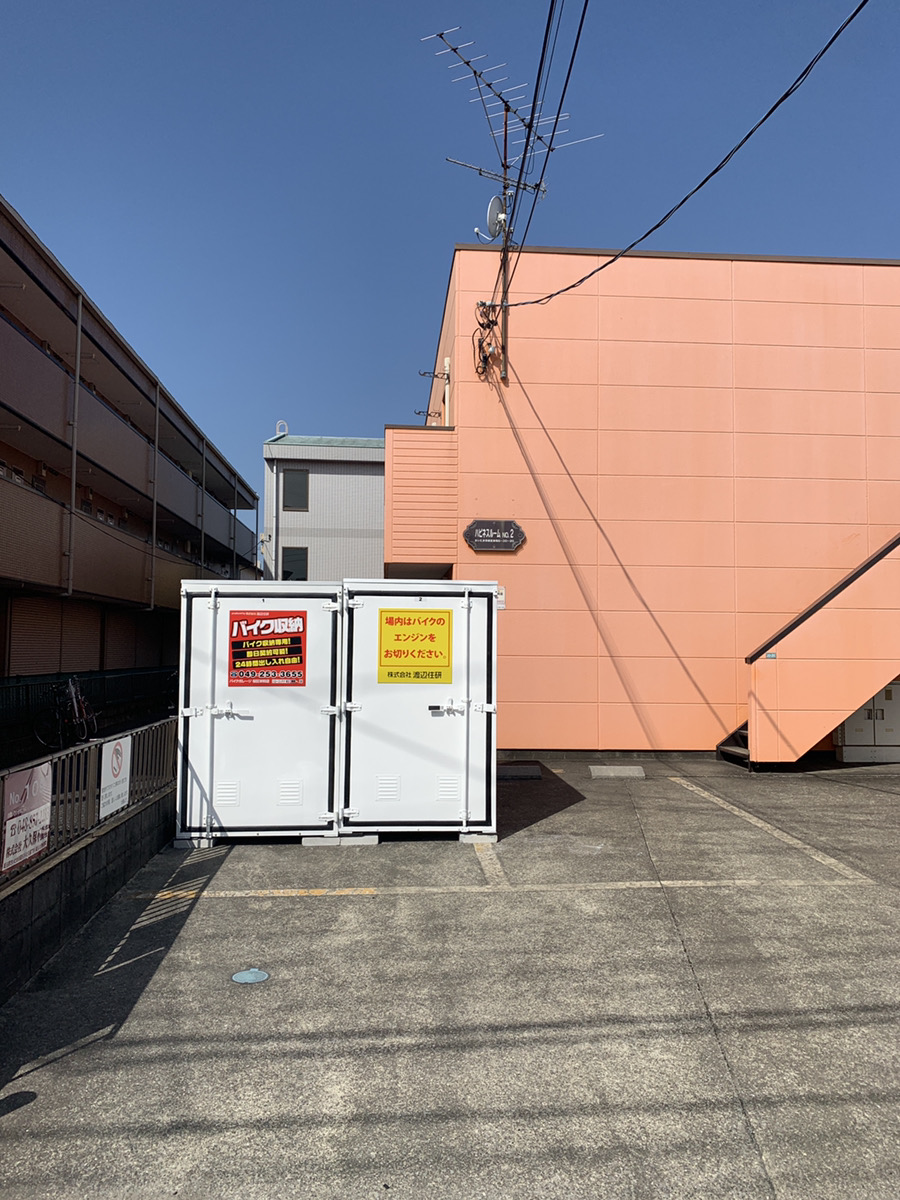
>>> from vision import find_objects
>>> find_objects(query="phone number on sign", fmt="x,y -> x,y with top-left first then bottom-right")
229,670 -> 304,681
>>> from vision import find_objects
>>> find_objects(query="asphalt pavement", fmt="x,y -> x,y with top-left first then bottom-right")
1,753 -> 899,1199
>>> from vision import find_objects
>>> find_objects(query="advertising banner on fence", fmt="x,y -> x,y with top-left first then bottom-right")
100,736 -> 132,820
1,761 -> 52,872
228,611 -> 307,686
378,609 -> 453,684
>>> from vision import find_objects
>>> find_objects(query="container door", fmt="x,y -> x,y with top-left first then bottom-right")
875,683 -> 900,746
342,587 -> 495,830
842,696 -> 876,746
179,589 -> 340,834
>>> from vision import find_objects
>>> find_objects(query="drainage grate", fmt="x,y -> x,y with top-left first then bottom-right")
498,763 -> 542,780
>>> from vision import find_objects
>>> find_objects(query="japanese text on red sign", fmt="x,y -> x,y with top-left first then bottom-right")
229,610 -> 307,686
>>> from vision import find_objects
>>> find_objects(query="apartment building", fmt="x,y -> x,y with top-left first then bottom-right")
0,193 -> 257,682
385,244 -> 900,764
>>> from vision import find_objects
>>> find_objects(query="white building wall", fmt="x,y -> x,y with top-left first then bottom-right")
278,460 -> 384,580
263,438 -> 385,581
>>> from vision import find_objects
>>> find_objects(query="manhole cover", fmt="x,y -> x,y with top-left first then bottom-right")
231,968 -> 269,984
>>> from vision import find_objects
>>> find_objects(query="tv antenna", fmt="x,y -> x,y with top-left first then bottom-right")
422,26 -> 601,381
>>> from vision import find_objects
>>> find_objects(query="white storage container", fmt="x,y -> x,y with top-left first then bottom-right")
176,579 -> 499,841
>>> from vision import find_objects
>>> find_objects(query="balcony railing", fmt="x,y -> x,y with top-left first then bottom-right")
0,312 -> 257,564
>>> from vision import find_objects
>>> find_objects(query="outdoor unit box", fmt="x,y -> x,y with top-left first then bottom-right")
176,579 -> 499,841
835,681 -> 900,764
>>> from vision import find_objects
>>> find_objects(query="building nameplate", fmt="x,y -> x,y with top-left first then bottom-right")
463,520 -> 526,552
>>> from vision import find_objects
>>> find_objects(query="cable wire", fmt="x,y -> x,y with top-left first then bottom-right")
508,0 -> 872,309
506,0 -> 591,295
489,0 -> 582,311
485,0 -> 565,310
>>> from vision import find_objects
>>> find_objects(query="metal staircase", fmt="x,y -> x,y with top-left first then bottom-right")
716,721 -> 751,769
719,529 -> 900,768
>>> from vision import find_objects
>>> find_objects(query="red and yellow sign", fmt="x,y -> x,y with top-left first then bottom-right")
229,610 -> 306,686
378,609 -> 452,684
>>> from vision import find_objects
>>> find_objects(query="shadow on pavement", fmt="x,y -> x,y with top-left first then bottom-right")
498,764 -> 586,838
0,842 -> 231,1094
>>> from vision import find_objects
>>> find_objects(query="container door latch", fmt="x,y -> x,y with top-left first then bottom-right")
428,698 -> 468,716
209,702 -> 251,718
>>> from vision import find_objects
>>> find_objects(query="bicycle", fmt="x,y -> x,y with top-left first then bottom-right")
34,677 -> 99,751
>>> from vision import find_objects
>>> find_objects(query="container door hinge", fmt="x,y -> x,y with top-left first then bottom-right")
320,705 -> 339,716
180,706 -> 204,718
474,703 -> 497,714
347,598 -> 364,609
343,808 -> 359,818
321,601 -> 340,612
345,702 -> 362,713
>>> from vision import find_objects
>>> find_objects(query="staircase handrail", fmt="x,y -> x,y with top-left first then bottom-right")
745,529 -> 900,665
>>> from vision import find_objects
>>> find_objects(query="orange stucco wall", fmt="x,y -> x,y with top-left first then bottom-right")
386,247 -> 900,754
749,545 -> 900,761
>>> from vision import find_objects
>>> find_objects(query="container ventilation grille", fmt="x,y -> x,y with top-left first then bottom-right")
436,776 -> 461,803
375,775 -> 401,803
278,780 -> 303,806
214,781 -> 240,807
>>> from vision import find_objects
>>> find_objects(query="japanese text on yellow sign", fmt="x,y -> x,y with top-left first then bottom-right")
378,609 -> 452,684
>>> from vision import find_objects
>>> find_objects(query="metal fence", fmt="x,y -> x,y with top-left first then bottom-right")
0,718 -> 177,887
0,667 -> 177,769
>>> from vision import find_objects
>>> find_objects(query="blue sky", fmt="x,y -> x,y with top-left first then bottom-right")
1,1 -> 896,502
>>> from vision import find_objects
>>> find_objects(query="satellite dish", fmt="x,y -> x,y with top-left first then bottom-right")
486,196 -> 505,239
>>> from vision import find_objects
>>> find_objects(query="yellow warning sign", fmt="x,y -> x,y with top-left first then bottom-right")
378,608 -> 452,684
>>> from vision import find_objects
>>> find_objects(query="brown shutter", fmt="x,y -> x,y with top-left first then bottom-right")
60,601 -> 102,672
104,608 -> 137,669
9,596 -> 63,675
135,613 -> 164,668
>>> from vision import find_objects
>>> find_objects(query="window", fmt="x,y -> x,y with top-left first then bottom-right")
283,469 -> 309,511
282,547 -> 308,581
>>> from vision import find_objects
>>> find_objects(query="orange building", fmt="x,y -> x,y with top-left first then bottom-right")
384,246 -> 900,764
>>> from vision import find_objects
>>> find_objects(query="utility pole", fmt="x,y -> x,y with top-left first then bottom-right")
499,108 -> 510,383
424,28 -> 598,385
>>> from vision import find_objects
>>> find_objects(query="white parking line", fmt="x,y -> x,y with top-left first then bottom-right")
669,776 -> 871,882
474,841 -> 513,888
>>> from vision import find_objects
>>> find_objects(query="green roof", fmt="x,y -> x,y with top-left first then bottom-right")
265,434 -> 385,448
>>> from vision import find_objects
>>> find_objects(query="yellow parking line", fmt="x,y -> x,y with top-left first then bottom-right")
122,876 -> 872,902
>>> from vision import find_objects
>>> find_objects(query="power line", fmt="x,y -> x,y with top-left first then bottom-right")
487,0 -> 591,324
508,0 -> 873,310
505,0 -> 564,235
505,0 -> 591,296
484,0 -> 567,311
